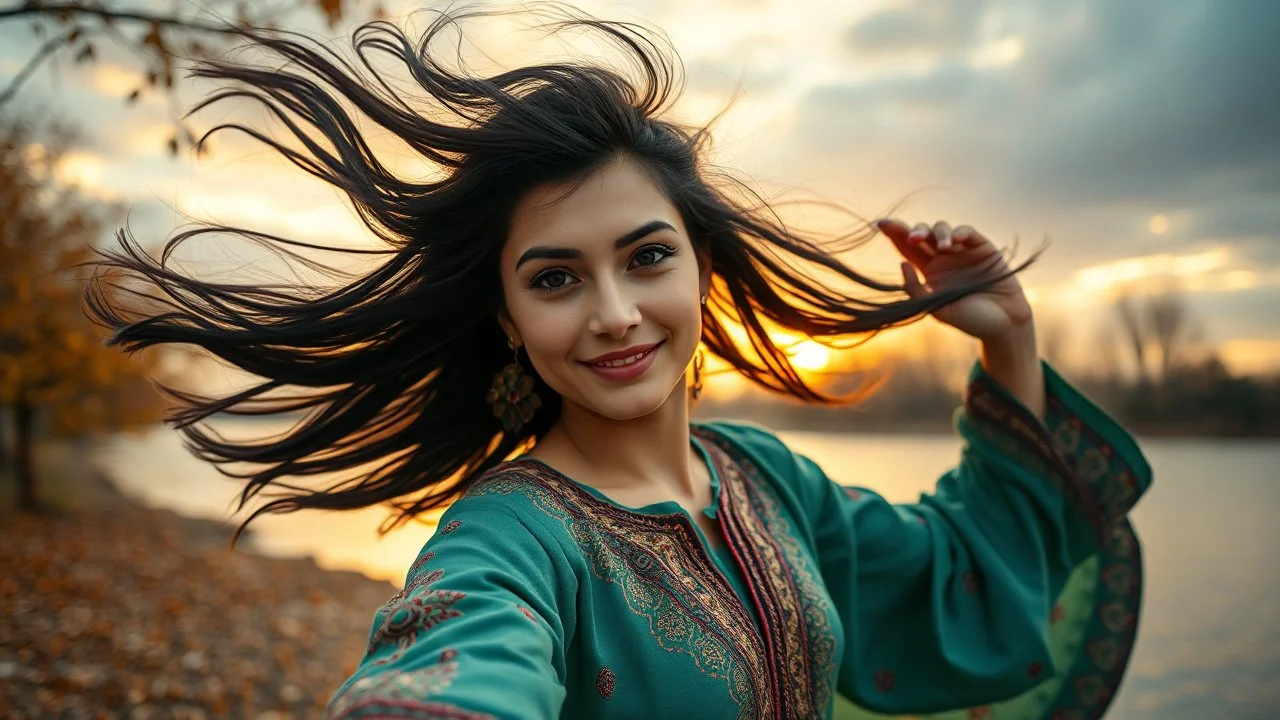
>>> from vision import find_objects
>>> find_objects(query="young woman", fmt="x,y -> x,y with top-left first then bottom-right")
87,8 -> 1150,720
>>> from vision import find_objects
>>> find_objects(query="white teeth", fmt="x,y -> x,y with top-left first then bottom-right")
594,349 -> 651,368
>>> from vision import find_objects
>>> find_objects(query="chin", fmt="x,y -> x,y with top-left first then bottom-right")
585,392 -> 672,421
574,376 -> 682,422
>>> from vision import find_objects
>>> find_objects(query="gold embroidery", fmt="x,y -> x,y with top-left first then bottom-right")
699,431 -> 840,718
463,432 -> 841,719
467,468 -> 772,720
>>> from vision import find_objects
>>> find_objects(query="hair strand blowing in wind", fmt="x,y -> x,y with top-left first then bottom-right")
81,4 -> 1037,542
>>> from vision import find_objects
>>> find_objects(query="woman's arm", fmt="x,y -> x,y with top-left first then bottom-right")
980,323 -> 1045,419
707,358 -> 1151,717
326,496 -> 570,720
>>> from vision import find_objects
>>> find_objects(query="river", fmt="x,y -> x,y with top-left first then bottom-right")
92,422 -> 1280,719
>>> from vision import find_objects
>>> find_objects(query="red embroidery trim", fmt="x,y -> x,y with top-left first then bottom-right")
707,442 -> 831,718
441,520 -> 462,535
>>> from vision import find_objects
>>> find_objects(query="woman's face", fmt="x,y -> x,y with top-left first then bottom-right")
499,154 -> 708,421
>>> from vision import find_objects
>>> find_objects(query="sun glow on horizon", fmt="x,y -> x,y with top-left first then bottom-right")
781,336 -> 832,371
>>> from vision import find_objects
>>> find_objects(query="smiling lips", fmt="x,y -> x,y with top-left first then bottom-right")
582,341 -> 663,381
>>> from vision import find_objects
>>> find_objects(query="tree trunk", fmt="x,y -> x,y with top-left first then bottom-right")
15,398 -> 37,512
0,403 -> 8,470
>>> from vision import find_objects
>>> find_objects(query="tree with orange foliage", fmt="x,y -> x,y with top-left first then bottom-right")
0,119 -> 166,511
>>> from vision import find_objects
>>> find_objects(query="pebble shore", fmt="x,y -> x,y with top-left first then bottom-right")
0,473 -> 398,719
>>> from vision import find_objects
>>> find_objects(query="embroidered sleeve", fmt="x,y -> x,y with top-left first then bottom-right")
326,496 -> 569,720
709,359 -> 1152,719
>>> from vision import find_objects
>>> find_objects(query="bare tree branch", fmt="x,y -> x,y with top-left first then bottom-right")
1147,286 -> 1193,384
0,0 -> 368,153
0,27 -> 86,105
0,2 -> 241,35
1113,288 -> 1150,386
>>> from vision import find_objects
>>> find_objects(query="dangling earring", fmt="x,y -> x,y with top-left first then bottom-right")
487,338 -> 542,433
690,347 -> 705,401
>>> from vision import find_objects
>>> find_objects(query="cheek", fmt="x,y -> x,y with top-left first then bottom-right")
511,301 -> 581,362
648,274 -> 703,334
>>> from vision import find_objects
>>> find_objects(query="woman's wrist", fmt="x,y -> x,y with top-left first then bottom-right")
979,323 -> 1046,419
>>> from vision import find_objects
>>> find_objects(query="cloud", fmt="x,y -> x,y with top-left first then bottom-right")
791,1 -> 1280,204
3,0 -> 1277,365
1003,1 -> 1280,205
843,0 -> 987,63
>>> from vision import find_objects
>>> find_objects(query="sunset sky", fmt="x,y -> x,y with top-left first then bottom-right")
3,0 -> 1278,382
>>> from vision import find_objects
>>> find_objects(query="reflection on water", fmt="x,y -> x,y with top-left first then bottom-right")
94,421 -> 1280,719
91,418 -> 439,584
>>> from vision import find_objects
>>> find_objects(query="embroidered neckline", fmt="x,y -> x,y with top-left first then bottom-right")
508,434 -> 723,521
470,459 -> 776,718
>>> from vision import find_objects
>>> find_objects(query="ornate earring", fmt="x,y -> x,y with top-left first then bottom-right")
690,347 -> 705,401
486,338 -> 542,433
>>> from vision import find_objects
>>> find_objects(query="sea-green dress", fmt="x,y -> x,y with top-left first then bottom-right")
326,360 -> 1150,720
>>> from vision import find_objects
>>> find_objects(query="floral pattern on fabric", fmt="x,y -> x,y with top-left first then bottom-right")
367,565 -> 466,666
327,661 -> 495,720
958,369 -> 1146,720
468,467 -> 772,720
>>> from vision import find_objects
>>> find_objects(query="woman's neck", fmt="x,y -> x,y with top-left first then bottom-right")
535,386 -> 702,499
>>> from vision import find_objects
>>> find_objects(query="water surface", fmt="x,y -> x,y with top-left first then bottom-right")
94,424 -> 1280,719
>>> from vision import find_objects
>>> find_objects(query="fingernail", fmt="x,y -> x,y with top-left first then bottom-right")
875,218 -> 890,229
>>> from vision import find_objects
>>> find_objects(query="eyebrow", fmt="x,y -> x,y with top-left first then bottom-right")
515,219 -> 676,270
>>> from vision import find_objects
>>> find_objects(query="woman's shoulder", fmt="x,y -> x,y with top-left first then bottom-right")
694,418 -> 797,468
444,459 -> 583,550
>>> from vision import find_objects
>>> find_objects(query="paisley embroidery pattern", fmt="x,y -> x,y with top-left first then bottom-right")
697,430 -> 840,719
463,429 -> 843,719
467,467 -> 771,720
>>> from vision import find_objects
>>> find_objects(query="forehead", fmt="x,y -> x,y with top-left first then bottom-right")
503,155 -> 680,256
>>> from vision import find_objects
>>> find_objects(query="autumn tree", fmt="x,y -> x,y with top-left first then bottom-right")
0,0 -> 376,156
0,118 -> 166,511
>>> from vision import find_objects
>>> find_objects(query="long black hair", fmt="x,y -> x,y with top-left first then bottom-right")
83,5 -> 1034,540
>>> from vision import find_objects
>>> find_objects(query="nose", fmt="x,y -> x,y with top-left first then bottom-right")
587,277 -> 641,339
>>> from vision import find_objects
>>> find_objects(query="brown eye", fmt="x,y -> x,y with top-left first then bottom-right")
530,269 -> 578,291
630,244 -> 676,269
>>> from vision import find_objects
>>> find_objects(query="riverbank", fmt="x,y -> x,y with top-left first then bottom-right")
0,467 -> 397,719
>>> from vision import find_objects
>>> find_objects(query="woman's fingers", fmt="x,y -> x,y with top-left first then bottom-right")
933,220 -> 953,251
879,218 -> 989,256
952,224 -> 989,247
901,261 -> 928,299
877,218 -> 934,266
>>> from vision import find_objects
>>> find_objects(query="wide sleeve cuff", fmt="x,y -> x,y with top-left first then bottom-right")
947,359 -> 1150,720
962,358 -> 1152,547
